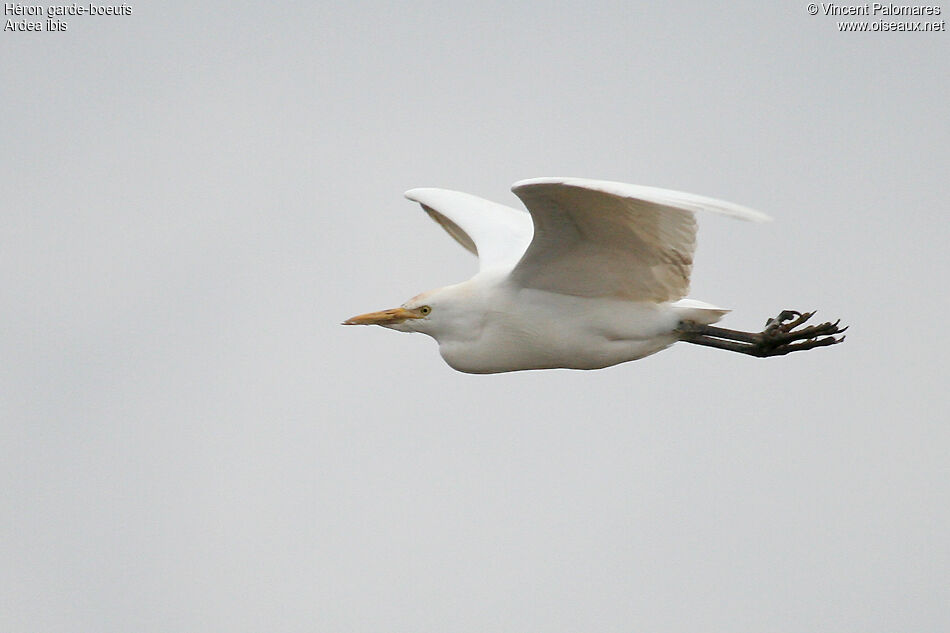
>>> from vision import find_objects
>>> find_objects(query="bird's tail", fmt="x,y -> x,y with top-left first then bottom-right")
672,299 -> 729,325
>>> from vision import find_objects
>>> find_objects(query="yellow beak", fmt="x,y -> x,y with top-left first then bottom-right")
342,307 -> 423,326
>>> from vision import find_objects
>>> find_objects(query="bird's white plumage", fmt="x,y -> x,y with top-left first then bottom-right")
512,177 -> 770,222
511,179 -> 769,302
348,177 -> 770,373
404,188 -> 532,273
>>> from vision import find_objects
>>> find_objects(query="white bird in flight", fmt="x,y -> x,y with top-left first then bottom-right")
344,177 -> 845,374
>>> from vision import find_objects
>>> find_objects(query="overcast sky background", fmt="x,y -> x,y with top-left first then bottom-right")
2,2 -> 948,632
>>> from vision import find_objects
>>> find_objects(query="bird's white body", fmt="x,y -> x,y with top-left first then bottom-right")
345,177 -> 770,373
417,276 -> 725,373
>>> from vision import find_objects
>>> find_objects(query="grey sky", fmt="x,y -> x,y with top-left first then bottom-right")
2,2 -> 948,632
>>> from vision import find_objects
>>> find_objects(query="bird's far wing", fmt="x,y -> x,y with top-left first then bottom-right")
509,177 -> 770,302
405,188 -> 534,273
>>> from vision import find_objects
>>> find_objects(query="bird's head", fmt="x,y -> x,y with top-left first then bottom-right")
342,289 -> 442,334
342,283 -> 482,339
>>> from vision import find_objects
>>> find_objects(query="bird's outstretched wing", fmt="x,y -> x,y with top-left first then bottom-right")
510,177 -> 770,302
405,188 -> 533,273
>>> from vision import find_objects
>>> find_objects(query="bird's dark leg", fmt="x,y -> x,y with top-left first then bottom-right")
677,310 -> 846,357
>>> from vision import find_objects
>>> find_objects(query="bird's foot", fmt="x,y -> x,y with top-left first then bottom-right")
678,309 -> 847,357
752,309 -> 847,357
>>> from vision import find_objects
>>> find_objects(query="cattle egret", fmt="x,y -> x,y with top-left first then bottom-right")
344,177 -> 845,374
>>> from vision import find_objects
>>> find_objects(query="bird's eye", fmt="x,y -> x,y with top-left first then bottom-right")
419,305 -> 431,315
